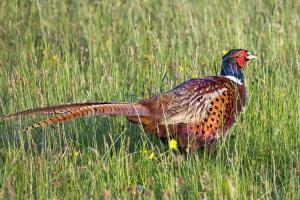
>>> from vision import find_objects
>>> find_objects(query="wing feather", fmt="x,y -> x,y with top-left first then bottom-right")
158,78 -> 229,125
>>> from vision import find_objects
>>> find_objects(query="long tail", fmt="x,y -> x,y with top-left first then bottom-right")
0,102 -> 151,131
0,102 -> 117,120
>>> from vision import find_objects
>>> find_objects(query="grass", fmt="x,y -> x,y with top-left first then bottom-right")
0,0 -> 299,199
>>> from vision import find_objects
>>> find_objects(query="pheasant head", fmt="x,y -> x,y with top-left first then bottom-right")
220,49 -> 256,84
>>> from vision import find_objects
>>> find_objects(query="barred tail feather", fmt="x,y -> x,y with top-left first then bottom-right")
0,102 -> 118,120
26,103 -> 150,131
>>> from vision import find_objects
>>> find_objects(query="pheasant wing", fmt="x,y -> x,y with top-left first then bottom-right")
158,78 -> 230,125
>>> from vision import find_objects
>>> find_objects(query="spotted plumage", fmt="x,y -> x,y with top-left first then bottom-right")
0,49 -> 256,152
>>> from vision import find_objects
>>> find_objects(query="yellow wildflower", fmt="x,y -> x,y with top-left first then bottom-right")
275,91 -> 286,98
73,151 -> 80,158
141,149 -> 148,155
191,74 -> 198,78
141,149 -> 155,160
222,50 -> 229,55
52,55 -> 59,63
168,139 -> 178,150
148,152 -> 155,160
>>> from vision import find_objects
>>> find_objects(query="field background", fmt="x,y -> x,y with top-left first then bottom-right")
0,0 -> 299,199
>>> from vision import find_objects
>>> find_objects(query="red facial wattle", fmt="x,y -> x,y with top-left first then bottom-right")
233,50 -> 248,68
235,56 -> 247,68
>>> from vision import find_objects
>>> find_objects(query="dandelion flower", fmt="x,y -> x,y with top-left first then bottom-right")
169,139 -> 178,150
222,50 -> 229,55
73,151 -> 80,158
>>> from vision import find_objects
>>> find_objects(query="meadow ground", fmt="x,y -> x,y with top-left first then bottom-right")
0,0 -> 299,199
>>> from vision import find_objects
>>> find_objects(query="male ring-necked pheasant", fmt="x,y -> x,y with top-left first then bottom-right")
1,49 -> 256,152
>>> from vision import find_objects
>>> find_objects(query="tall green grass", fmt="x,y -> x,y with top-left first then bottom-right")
0,0 -> 299,199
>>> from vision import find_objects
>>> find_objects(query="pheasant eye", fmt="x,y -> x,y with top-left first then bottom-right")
238,53 -> 243,57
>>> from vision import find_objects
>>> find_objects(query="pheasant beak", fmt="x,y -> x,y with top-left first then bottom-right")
246,52 -> 257,61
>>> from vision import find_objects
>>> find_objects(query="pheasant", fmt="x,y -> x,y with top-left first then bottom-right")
0,49 -> 256,152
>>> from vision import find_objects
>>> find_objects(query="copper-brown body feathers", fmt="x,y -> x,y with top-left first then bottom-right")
133,76 -> 246,151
